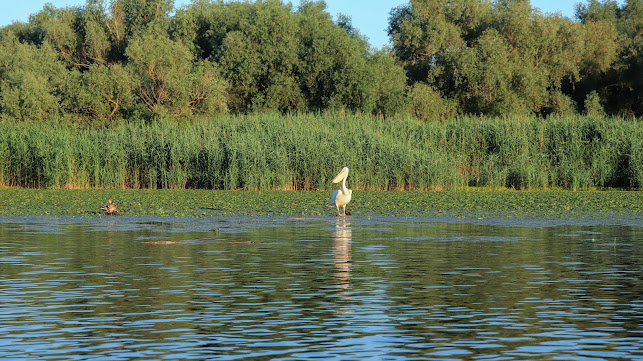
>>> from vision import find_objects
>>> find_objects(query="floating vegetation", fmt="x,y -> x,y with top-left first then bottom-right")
0,188 -> 639,222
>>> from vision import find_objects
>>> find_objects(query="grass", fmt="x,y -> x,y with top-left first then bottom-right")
0,114 -> 641,190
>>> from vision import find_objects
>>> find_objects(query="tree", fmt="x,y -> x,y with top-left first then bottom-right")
388,0 -> 622,117
217,1 -> 303,112
369,50 -> 408,117
62,63 -> 134,126
388,0 -> 493,83
27,4 -> 84,67
3,0 -> 636,122
296,1 -> 379,113
172,0 -> 390,114
125,24 -> 227,118
575,0 -> 642,117
408,82 -> 456,120
0,33 -> 65,121
100,0 -> 176,62
81,0 -> 112,64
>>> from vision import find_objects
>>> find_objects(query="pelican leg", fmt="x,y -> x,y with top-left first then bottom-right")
336,205 -> 341,216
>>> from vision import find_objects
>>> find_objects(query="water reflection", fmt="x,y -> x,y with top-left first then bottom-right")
0,216 -> 641,360
333,218 -> 352,301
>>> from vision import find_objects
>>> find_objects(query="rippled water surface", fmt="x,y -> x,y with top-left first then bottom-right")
1,215 -> 642,360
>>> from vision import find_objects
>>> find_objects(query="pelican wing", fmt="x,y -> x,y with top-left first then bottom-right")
328,189 -> 339,206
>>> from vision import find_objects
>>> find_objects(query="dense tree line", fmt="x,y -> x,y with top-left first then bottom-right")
390,0 -> 643,119
0,0 -> 640,126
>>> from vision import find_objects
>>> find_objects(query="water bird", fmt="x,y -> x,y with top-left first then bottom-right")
328,167 -> 352,216
101,199 -> 118,215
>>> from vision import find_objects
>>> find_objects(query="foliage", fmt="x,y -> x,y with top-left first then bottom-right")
574,0 -> 643,117
0,187 -> 640,219
389,0 -> 641,117
584,90 -> 606,117
0,114 -> 640,190
124,24 -> 228,117
62,63 -> 134,125
1,0 -> 639,123
0,33 -> 66,121
170,0 -> 387,114
408,83 -> 456,120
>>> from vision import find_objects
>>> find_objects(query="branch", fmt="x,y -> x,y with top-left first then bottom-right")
105,94 -> 120,119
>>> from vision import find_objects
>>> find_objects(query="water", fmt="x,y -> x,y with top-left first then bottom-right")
0,215 -> 642,360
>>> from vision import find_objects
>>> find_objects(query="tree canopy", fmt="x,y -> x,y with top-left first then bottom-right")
389,0 -> 641,118
0,0 -> 640,126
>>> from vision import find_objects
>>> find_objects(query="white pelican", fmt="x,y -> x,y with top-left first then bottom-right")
328,167 -> 352,216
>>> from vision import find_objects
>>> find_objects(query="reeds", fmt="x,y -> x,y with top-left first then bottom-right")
0,114 -> 640,190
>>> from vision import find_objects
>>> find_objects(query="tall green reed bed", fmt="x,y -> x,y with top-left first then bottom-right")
0,114 -> 640,190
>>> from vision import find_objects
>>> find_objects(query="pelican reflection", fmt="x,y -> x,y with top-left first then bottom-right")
333,217 -> 352,299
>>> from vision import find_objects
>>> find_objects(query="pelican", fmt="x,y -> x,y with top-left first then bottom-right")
328,167 -> 352,216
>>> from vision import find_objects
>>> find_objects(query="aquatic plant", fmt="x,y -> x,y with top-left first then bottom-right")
0,114 -> 640,190
0,188 -> 639,220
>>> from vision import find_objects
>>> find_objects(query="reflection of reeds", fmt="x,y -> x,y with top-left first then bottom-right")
0,115 -> 640,190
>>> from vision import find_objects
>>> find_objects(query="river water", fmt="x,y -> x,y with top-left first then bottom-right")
0,215 -> 641,360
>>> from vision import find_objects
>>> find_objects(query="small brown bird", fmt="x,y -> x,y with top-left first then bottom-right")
101,199 -> 118,215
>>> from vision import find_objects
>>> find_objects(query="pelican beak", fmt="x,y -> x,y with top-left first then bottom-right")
332,167 -> 349,183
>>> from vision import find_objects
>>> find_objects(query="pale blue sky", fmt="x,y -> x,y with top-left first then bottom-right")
0,0 -> 623,48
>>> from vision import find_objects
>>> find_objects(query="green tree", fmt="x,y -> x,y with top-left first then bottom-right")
62,63 -> 134,126
125,24 -> 227,118
408,82 -> 456,120
217,1 -> 303,112
27,4 -> 89,67
81,0 -> 113,64
584,90 -> 606,116
98,0 -> 176,62
388,0 -> 493,83
17,1 -> 118,67
576,0 -> 642,117
388,0 -> 623,117
369,50 -> 408,117
296,1 -> 378,113
0,34 -> 66,121
172,0 -> 390,115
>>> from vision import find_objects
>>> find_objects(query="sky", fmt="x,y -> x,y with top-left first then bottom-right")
0,0 -> 625,49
